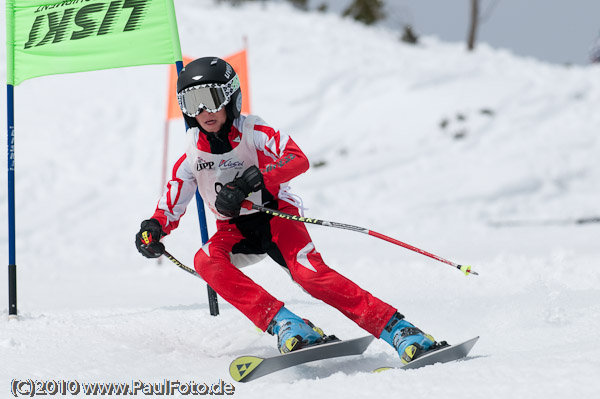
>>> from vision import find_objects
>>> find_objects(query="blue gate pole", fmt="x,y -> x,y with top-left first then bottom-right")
174,61 -> 219,316
7,84 -> 17,319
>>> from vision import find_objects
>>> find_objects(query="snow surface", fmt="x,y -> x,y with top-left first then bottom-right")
1,0 -> 600,397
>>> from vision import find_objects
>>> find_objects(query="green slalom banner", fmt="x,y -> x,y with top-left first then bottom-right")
6,0 -> 182,85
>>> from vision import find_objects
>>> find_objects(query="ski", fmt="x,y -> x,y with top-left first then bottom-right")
229,335 -> 374,382
373,336 -> 480,372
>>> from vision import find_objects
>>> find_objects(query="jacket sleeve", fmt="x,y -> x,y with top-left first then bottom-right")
251,118 -> 310,194
151,153 -> 197,235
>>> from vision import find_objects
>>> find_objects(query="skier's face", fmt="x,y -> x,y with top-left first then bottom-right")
195,108 -> 227,133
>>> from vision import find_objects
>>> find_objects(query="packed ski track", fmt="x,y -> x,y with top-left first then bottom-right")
1,0 -> 599,397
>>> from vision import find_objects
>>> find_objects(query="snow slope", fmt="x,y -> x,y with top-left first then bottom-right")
1,0 -> 599,397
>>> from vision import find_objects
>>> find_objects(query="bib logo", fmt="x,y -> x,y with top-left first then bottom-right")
219,158 -> 244,170
24,0 -> 151,49
196,158 -> 214,171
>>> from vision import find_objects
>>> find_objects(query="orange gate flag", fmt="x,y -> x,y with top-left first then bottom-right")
166,49 -> 251,120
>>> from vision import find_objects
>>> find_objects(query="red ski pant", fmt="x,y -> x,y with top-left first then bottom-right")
194,201 -> 397,336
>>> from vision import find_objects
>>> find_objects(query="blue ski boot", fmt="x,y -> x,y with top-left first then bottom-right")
380,312 -> 436,364
267,307 -> 325,354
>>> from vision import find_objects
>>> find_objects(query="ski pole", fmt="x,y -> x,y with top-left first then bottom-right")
242,201 -> 478,276
163,250 -> 199,278
163,249 -> 220,315
141,230 -> 220,315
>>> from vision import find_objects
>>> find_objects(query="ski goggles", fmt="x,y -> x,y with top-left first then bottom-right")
177,75 -> 240,117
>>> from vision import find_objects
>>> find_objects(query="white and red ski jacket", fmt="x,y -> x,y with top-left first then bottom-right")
152,115 -> 309,234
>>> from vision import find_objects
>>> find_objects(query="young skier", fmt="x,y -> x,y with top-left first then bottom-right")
135,57 -> 437,364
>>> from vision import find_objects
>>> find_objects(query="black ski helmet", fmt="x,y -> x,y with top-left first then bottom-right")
176,57 -> 242,129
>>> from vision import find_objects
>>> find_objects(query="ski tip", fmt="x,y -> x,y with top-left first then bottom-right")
229,356 -> 264,382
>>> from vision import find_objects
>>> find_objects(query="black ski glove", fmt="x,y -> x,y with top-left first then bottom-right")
236,165 -> 264,194
215,166 -> 264,218
135,219 -> 165,258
